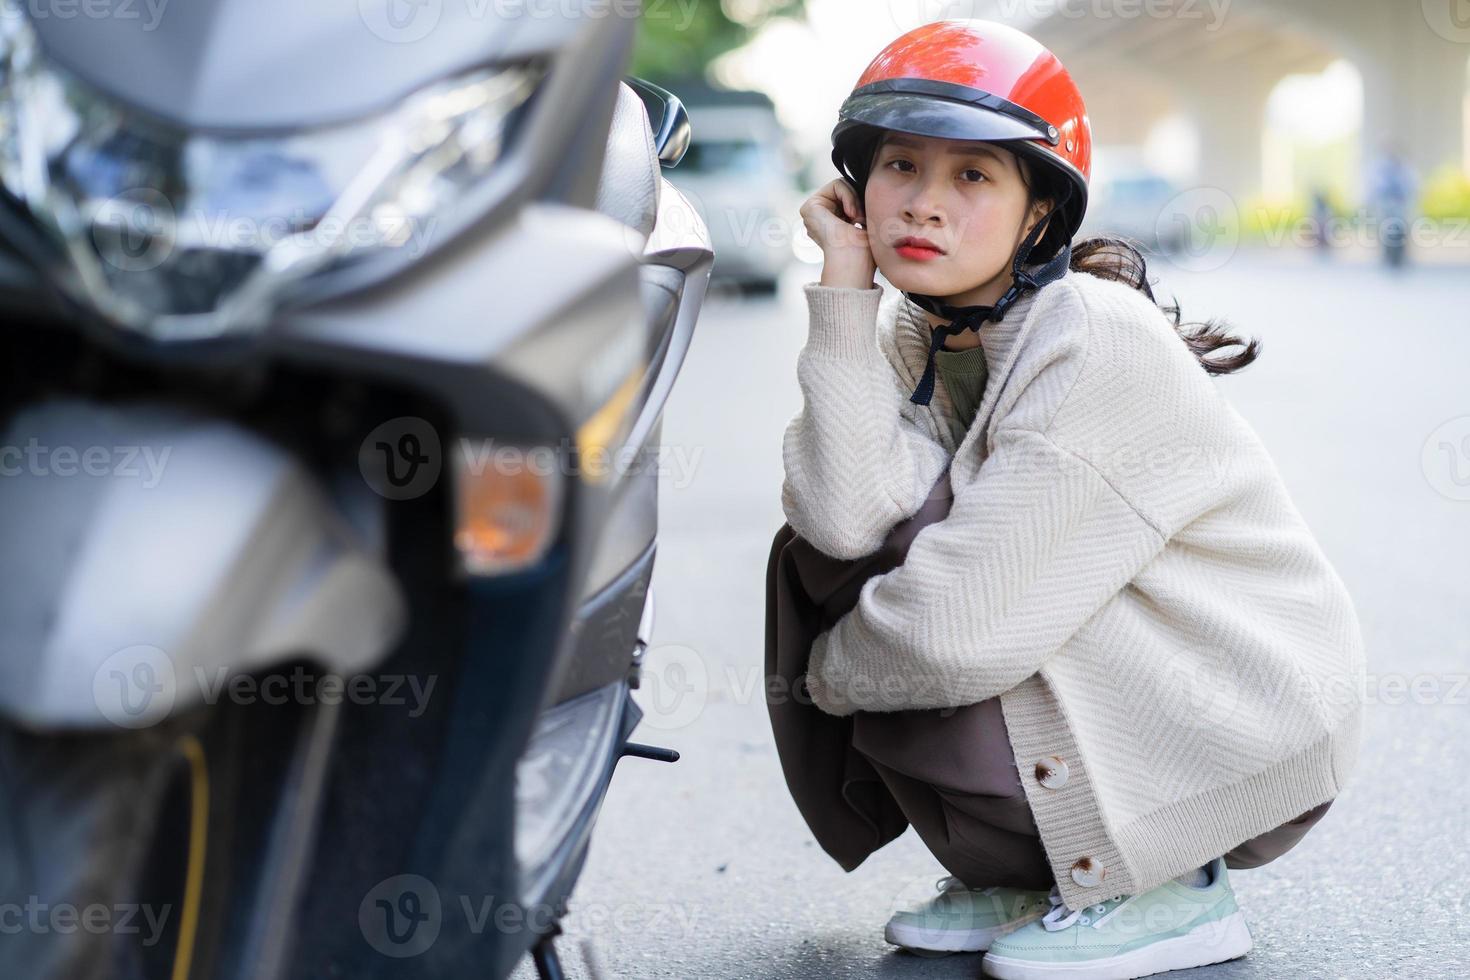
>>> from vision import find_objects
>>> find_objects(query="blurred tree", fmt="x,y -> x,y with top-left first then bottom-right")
630,0 -> 805,83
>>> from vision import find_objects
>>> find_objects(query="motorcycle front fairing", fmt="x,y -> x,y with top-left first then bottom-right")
0,3 -> 712,978
0,398 -> 407,730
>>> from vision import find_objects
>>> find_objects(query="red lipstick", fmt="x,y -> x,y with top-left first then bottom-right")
894,235 -> 944,261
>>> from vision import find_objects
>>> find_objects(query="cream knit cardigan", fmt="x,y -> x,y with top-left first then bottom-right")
780,266 -> 1365,909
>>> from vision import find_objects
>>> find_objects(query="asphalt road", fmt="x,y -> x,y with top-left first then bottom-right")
512,249 -> 1470,979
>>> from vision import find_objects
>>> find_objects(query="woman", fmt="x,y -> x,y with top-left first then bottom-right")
779,19 -> 1364,979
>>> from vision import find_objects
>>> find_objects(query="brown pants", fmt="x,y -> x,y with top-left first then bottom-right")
850,696 -> 1333,891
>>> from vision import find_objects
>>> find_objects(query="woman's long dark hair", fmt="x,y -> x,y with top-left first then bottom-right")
1021,156 -> 1261,375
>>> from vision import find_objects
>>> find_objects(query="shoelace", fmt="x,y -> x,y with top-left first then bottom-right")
1040,884 -> 1127,931
934,874 -> 1005,896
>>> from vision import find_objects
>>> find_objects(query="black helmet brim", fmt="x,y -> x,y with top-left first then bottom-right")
830,84 -> 1089,262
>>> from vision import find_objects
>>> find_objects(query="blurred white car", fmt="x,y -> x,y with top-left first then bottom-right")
664,89 -> 802,293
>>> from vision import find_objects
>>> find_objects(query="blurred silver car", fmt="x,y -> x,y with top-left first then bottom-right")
1077,169 -> 1189,255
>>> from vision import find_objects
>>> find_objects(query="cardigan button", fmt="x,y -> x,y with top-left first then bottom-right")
1035,756 -> 1069,789
1070,857 -> 1105,888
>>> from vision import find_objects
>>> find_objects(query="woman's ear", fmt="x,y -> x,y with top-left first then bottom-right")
1023,198 -> 1054,238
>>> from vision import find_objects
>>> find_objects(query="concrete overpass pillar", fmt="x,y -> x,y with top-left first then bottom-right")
1356,9 -> 1468,190
1185,71 -> 1281,199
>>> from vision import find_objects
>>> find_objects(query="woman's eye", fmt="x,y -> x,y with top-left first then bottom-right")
882,159 -> 984,181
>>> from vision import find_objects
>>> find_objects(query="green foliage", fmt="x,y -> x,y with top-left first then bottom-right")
630,0 -> 805,83
1239,194 -> 1304,241
1420,164 -> 1470,221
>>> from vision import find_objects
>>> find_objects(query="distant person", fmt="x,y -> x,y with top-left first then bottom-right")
1310,187 -> 1334,258
1366,144 -> 1418,270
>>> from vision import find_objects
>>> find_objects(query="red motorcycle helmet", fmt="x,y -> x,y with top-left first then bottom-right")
831,18 -> 1092,265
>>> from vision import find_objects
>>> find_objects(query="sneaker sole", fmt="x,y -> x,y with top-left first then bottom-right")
980,908 -> 1254,979
884,911 -> 1044,954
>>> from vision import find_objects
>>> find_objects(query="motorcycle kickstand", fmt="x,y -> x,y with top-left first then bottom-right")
620,741 -> 679,763
531,920 -> 566,980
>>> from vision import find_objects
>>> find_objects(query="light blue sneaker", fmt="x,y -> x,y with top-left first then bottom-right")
981,857 -> 1253,979
884,874 -> 1051,954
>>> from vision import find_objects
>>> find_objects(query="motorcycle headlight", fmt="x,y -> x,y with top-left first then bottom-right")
0,17 -> 545,339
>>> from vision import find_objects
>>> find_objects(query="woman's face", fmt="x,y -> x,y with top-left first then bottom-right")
864,132 -> 1049,310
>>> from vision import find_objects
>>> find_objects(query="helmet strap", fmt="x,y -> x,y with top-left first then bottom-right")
903,180 -> 1074,407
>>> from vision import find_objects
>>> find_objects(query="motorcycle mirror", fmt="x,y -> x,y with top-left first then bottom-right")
624,76 -> 691,169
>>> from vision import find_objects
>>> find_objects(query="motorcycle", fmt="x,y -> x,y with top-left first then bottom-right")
0,3 -> 711,978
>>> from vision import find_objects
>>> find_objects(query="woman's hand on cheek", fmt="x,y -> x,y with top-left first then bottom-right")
801,179 -> 877,289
